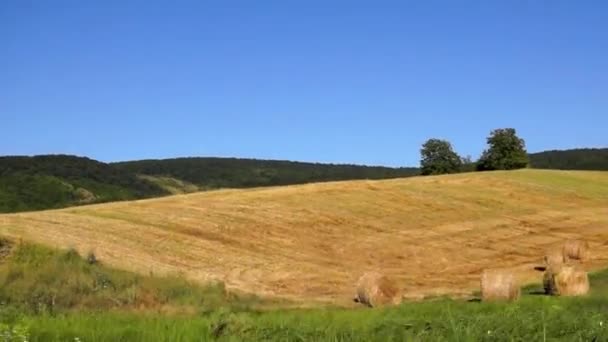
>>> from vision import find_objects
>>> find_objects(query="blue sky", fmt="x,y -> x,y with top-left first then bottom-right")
1,1 -> 606,167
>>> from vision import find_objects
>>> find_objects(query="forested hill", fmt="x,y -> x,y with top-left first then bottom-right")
2,149 -> 605,213
0,155 -> 419,213
0,155 -> 167,212
112,157 -> 420,189
529,148 -> 608,170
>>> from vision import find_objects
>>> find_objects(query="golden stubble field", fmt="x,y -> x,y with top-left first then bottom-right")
1,170 -> 608,305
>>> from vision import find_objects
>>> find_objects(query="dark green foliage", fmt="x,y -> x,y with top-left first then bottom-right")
5,146 -> 606,214
0,174 -> 76,212
529,148 -> 608,170
0,155 -> 420,213
460,155 -> 477,173
113,157 -> 420,189
477,128 -> 529,171
0,155 -> 159,195
419,139 -> 462,175
0,155 -> 168,213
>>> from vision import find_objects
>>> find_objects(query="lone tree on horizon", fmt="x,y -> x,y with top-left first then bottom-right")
477,128 -> 529,171
420,138 -> 462,175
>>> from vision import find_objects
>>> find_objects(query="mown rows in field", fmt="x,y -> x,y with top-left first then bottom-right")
3,169 -> 608,304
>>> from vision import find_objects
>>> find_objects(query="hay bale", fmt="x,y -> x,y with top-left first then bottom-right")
563,240 -> 590,262
355,272 -> 401,307
543,264 -> 589,296
480,269 -> 520,301
544,248 -> 566,268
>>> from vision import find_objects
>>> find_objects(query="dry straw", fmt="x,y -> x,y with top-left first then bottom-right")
563,240 -> 590,262
543,264 -> 589,296
544,248 -> 567,268
480,269 -> 520,301
355,272 -> 401,307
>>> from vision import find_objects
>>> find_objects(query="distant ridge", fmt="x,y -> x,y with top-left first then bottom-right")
0,155 -> 166,213
529,148 -> 608,170
1,147 -> 606,213
0,155 -> 418,213
112,157 -> 419,189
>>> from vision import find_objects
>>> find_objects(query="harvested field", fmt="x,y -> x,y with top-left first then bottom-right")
1,169 -> 608,305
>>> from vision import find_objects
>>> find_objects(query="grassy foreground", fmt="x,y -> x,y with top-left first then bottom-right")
0,240 -> 268,315
3,287 -> 608,341
0,240 -> 607,340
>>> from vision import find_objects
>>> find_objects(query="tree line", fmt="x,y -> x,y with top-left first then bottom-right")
420,128 -> 529,175
113,158 -> 419,189
1,139 -> 605,213
0,155 -> 419,213
528,148 -> 608,171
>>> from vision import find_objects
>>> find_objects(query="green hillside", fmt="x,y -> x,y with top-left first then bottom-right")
0,155 -> 167,213
120,150 -> 608,186
2,148 -> 605,213
113,157 -> 420,189
0,155 -> 419,213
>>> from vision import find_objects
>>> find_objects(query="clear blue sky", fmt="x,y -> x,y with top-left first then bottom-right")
1,1 -> 606,167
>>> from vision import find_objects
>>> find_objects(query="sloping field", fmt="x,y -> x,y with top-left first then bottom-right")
1,170 -> 608,305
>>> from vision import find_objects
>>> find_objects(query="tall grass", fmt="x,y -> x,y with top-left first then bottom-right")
5,294 -> 607,341
0,240 -> 266,315
2,239 -> 608,341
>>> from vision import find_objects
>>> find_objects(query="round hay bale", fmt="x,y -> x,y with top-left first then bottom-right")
544,248 -> 566,268
480,269 -> 520,302
543,264 -> 589,296
355,272 -> 401,307
563,240 -> 590,262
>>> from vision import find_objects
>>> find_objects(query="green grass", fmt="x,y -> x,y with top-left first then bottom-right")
504,169 -> 608,199
0,239 -> 267,316
2,239 -> 608,341
3,291 -> 608,341
2,268 -> 608,341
